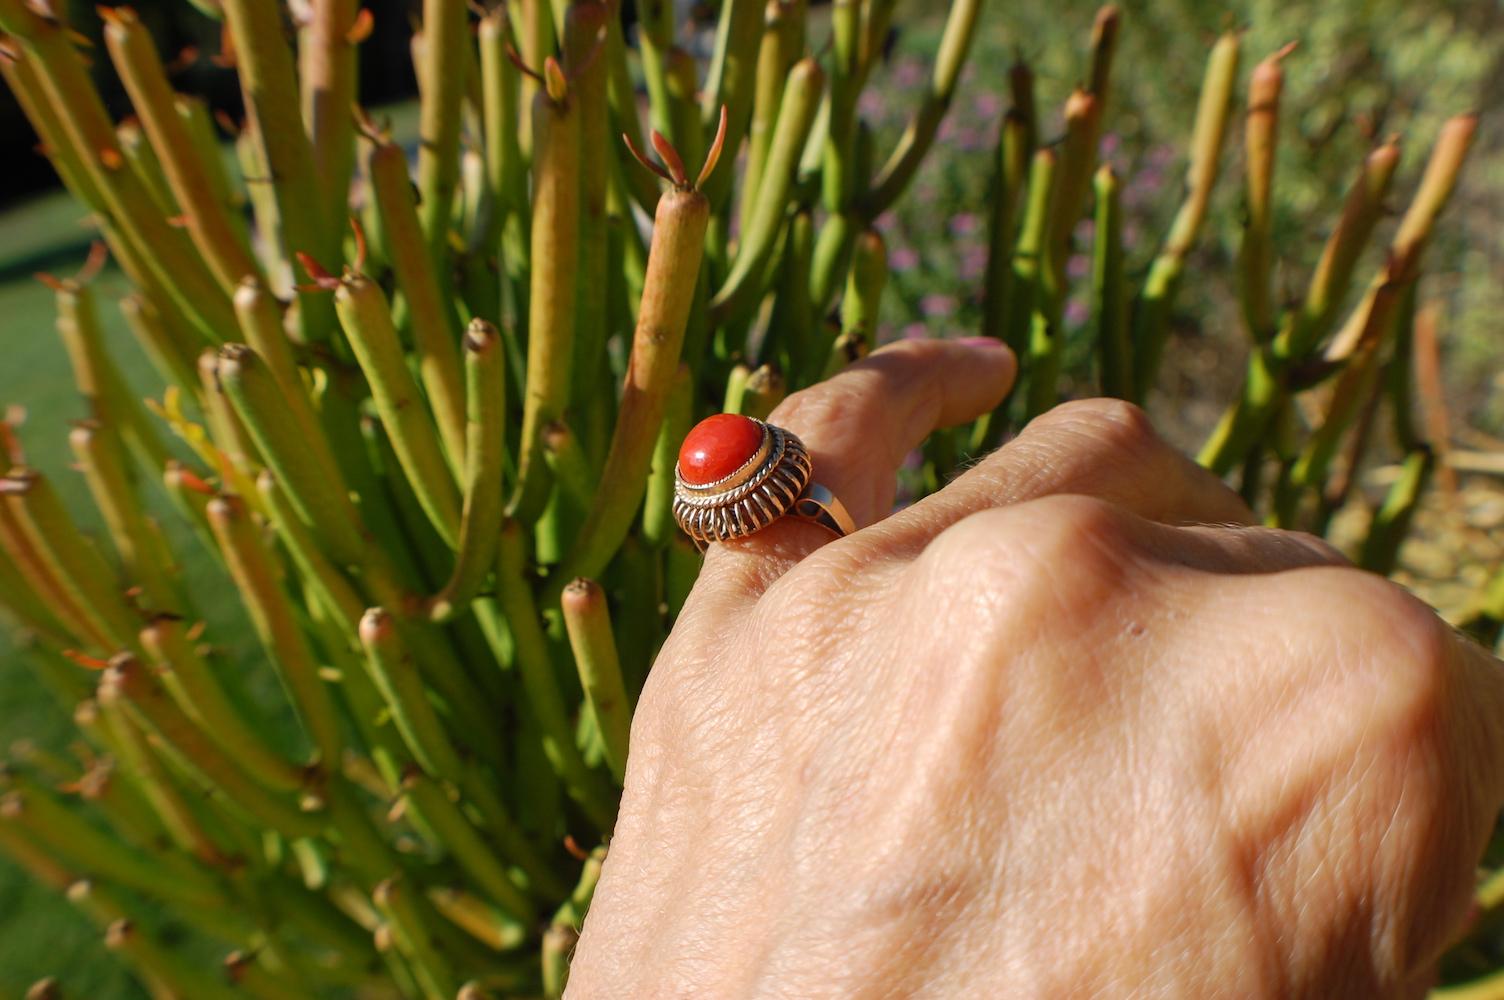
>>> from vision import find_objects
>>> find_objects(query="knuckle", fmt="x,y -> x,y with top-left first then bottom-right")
1290,569 -> 1452,737
920,495 -> 1139,608
1033,397 -> 1161,459
1019,494 -> 1140,570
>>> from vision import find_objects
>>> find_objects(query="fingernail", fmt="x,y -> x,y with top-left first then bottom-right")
955,337 -> 1009,350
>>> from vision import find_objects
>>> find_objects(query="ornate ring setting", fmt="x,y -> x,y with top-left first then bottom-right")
672,414 -> 855,546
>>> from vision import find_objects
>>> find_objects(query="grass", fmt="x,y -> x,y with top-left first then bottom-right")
0,249 -> 150,997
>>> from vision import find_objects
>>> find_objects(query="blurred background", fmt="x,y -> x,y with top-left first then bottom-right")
1,0 -> 1500,994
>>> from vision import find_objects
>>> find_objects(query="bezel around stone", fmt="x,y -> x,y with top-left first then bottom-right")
672,422 -> 813,544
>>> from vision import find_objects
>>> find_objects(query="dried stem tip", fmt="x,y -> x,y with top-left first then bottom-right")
464,316 -> 500,353
25,977 -> 61,1000
358,607 -> 395,645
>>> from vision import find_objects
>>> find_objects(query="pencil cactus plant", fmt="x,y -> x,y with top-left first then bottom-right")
0,0 -> 1493,996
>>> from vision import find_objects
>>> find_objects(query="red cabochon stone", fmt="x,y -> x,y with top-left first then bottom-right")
678,414 -> 764,485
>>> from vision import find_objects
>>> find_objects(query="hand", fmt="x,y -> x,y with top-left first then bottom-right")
568,339 -> 1504,998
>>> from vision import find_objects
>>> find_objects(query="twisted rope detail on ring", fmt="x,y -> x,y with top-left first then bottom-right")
673,423 -> 813,544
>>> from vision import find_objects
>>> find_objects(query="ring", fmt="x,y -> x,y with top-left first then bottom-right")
672,414 -> 856,547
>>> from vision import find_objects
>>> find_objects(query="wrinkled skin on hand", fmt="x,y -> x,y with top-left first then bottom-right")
569,339 -> 1504,999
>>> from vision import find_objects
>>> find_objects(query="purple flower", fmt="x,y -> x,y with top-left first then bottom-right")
858,90 -> 886,119
875,210 -> 899,231
902,322 -> 929,340
920,293 -> 958,319
973,93 -> 1004,120
1066,253 -> 1090,281
889,245 -> 920,272
949,212 -> 982,237
952,126 -> 985,151
1065,299 -> 1090,327
959,245 -> 988,281
894,58 -> 926,88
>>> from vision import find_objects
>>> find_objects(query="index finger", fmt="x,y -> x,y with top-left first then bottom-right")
692,337 -> 1016,605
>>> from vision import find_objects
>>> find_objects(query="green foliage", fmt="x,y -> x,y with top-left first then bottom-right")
0,0 -> 1499,996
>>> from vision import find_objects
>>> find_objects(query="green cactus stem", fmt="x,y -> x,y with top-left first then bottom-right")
399,769 -> 533,921
540,842 -> 607,996
513,58 -> 582,524
565,2 -> 614,455
139,614 -> 306,795
723,363 -> 753,415
1,469 -> 141,651
861,0 -> 982,217
0,783 -> 80,890
428,886 -> 528,951
178,95 -> 248,234
232,277 -> 325,449
99,653 -> 325,838
374,873 -> 459,1000
981,109 -> 1031,346
66,754 -> 171,861
634,0 -> 680,152
1286,282 -> 1408,496
300,0 -> 361,245
822,0 -> 862,220
837,228 -> 888,355
773,210 -> 818,379
740,364 -> 787,422
196,350 -> 256,479
218,0 -> 337,344
88,695 -> 229,866
1199,138 -> 1402,474
223,946 -> 323,1000
95,906 -> 243,1000
0,0 -> 237,344
1240,45 -> 1294,344
100,7 -> 262,297
427,321 -> 508,621
1286,139 -> 1404,360
120,295 -> 197,398
0,784 -> 224,912
53,279 -> 171,475
561,579 -> 631,784
600,9 -> 660,217
358,608 -> 467,785
326,270 -> 464,548
364,135 -> 468,469
117,117 -> 176,219
479,6 -> 529,249
0,46 -> 103,213
1130,29 -> 1241,401
0,480 -> 112,651
1047,89 -> 1100,281
641,365 -> 693,548
68,423 -> 182,615
711,57 -> 823,326
216,343 -> 366,564
1087,5 -> 1121,104
823,328 -> 872,382
1358,446 -> 1433,576
207,493 -> 344,768
496,522 -> 615,829
739,0 -> 803,239
1091,166 -> 1130,400
0,529 -> 74,647
554,144 -> 715,588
